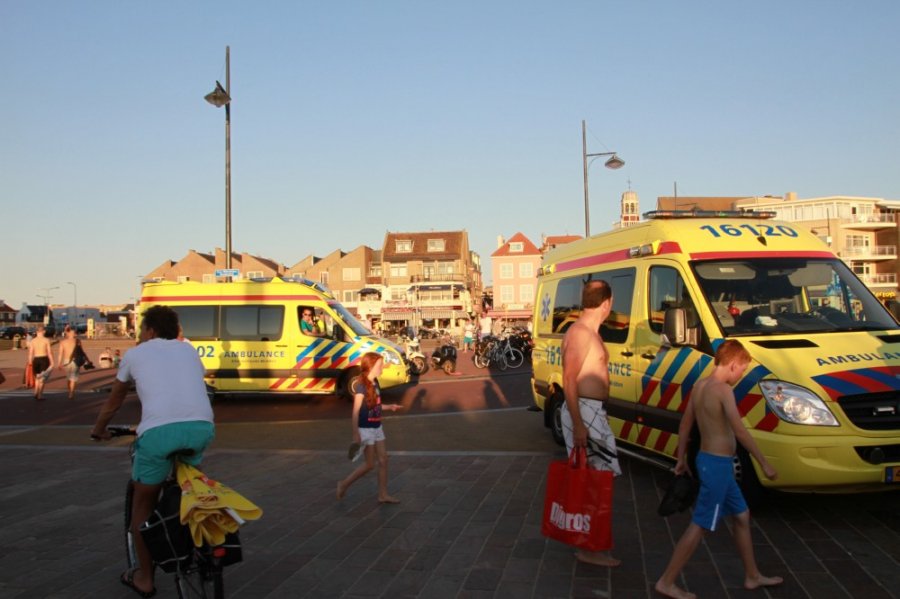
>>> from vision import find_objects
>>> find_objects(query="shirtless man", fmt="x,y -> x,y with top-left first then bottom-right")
561,280 -> 621,567
655,340 -> 782,599
28,325 -> 54,400
57,325 -> 78,400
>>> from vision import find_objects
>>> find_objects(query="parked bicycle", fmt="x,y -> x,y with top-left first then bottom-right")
97,425 -> 235,599
473,334 -> 524,370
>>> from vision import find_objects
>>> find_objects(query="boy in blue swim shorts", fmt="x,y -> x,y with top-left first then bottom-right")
655,340 -> 782,599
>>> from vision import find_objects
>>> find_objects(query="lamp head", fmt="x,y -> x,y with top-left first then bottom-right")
204,81 -> 231,107
604,154 -> 625,170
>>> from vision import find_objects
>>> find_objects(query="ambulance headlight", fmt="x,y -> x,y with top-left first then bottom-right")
381,351 -> 401,366
759,381 -> 839,426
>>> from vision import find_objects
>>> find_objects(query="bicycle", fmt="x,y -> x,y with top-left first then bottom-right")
99,426 -> 230,599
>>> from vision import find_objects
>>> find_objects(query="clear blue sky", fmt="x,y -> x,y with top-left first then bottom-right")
3,1 -> 898,307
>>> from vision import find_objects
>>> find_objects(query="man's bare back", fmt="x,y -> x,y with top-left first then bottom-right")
30,335 -> 51,358
59,335 -> 76,364
689,377 -> 738,458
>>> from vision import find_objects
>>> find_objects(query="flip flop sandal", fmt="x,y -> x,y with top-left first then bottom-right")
120,568 -> 157,598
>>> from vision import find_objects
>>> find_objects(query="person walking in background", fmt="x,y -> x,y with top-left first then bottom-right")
561,280 -> 621,567
655,340 -> 781,599
463,318 -> 475,352
28,325 -> 54,400
56,325 -> 79,400
479,312 -> 492,339
337,352 -> 402,504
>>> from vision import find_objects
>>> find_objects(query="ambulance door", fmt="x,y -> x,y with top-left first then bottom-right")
632,263 -> 713,457
585,267 -> 639,429
219,303 -> 288,391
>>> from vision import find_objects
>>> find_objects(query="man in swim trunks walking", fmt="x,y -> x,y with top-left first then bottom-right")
655,340 -> 782,599
561,279 -> 621,567
28,325 -> 54,400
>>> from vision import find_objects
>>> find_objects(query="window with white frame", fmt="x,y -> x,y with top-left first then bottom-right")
519,262 -> 534,278
519,284 -> 534,303
500,285 -> 515,303
343,290 -> 359,303
499,263 -> 514,279
320,272 -> 329,286
396,240 -> 412,253
177,275 -> 191,283
390,264 -> 408,277
202,274 -> 215,284
343,267 -> 361,281
246,271 -> 264,279
427,239 -> 445,252
509,241 -> 524,252
369,265 -> 382,278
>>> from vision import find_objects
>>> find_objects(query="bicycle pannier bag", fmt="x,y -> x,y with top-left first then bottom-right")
140,483 -> 193,573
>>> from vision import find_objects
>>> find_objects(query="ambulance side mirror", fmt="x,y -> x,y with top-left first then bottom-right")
664,308 -> 692,347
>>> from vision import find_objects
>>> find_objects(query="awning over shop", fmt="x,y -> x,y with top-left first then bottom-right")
421,309 -> 460,320
488,309 -> 532,320
358,287 -> 382,296
382,311 -> 415,321
409,283 -> 465,292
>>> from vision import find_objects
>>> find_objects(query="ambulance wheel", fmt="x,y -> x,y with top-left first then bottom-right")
442,359 -> 456,375
549,391 -> 565,447
340,368 -> 361,400
733,447 -> 765,506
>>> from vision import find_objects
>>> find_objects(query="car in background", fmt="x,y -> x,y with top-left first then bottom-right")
0,326 -> 28,339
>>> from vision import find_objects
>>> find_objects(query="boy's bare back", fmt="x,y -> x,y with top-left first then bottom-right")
690,377 -> 738,458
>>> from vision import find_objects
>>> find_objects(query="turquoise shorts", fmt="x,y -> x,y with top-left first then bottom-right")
133,421 -> 215,485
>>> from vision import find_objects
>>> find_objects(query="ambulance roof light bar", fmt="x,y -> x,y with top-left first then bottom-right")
644,209 -> 777,220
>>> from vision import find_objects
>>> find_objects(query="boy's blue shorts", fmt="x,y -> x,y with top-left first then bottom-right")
692,451 -> 748,531
133,421 -> 215,484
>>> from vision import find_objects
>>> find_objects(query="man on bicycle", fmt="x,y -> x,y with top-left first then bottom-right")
91,305 -> 214,598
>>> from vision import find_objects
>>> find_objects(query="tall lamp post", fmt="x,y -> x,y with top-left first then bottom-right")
66,281 -> 77,328
205,46 -> 233,269
582,120 -> 625,238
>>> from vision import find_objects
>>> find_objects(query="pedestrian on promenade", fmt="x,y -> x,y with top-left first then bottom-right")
91,305 -> 215,598
655,340 -> 782,599
336,352 -> 402,504
27,325 -> 54,400
56,325 -> 79,400
463,318 -> 475,352
479,312 -> 492,339
561,280 -> 621,567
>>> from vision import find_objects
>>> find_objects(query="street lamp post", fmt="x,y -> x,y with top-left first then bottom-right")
66,281 -> 77,328
582,120 -> 625,238
205,46 -> 233,270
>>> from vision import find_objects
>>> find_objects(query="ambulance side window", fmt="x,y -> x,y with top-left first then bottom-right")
222,305 -> 284,341
648,267 -> 697,336
172,306 -> 218,340
551,267 -> 635,344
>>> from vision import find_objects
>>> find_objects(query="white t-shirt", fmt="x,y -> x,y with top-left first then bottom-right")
479,316 -> 492,335
117,338 -> 214,436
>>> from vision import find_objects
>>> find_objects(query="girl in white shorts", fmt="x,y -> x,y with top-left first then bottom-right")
336,352 -> 403,503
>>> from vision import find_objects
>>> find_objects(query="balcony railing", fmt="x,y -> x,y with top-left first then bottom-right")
845,214 -> 897,225
859,273 -> 898,286
840,245 -> 897,258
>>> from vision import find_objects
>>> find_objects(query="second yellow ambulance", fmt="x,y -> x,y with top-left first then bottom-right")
532,210 -> 900,496
139,277 -> 409,397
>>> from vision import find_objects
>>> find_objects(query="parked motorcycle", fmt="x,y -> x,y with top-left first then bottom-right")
430,335 -> 458,374
400,335 -> 428,375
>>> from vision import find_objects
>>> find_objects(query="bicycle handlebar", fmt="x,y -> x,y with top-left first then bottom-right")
90,425 -> 137,441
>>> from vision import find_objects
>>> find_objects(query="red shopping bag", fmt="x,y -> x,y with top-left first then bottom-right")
541,447 -> 614,551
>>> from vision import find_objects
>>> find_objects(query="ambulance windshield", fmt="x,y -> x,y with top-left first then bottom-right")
692,258 -> 898,336
328,302 -> 372,337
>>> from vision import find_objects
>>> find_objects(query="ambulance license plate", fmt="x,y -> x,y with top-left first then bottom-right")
886,465 -> 900,483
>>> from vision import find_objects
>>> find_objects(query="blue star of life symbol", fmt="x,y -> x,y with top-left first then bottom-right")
540,293 -> 551,321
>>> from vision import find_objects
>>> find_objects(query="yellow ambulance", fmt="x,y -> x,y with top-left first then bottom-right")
139,278 -> 409,397
532,210 -> 900,496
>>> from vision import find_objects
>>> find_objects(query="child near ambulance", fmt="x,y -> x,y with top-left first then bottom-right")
655,340 -> 782,599
336,352 -> 402,503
